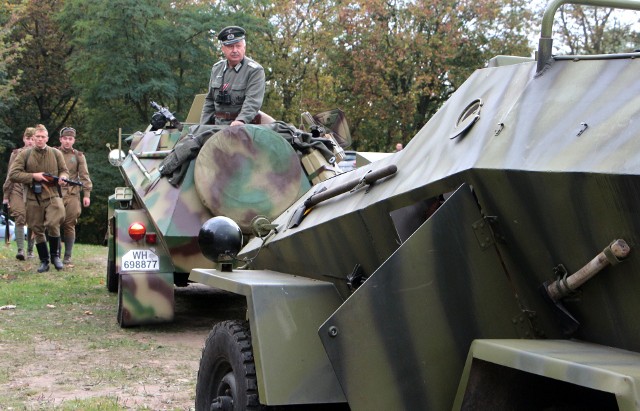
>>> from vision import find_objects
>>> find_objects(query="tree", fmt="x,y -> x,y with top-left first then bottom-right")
3,0 -> 76,134
327,0 -> 534,151
55,0 -> 222,243
0,0 -> 77,189
0,13 -> 23,155
556,5 -> 640,54
244,0 -> 342,124
59,0 -> 218,135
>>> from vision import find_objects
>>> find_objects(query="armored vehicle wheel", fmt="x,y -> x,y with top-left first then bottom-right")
116,280 -> 127,328
196,320 -> 264,411
106,258 -> 118,293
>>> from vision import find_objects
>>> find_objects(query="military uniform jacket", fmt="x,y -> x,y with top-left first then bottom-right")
3,147 -> 26,201
200,56 -> 265,125
9,146 -> 69,202
58,147 -> 93,199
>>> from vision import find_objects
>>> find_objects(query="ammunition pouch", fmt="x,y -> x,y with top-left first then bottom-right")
32,182 -> 43,195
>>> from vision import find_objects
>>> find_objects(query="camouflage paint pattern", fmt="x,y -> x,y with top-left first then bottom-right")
119,272 -> 175,326
194,125 -> 311,233
113,209 -> 175,326
455,339 -> 640,410
117,127 -> 216,275
229,34 -> 640,408
110,119 -> 319,326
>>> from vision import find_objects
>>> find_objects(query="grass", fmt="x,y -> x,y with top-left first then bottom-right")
0,242 -> 208,410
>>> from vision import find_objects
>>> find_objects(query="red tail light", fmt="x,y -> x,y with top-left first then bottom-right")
128,222 -> 146,241
146,232 -> 157,244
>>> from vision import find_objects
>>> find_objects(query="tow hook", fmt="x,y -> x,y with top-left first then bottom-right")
210,396 -> 233,411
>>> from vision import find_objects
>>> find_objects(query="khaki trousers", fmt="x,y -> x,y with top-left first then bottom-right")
26,197 -> 65,243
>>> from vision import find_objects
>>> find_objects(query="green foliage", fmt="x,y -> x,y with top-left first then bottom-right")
1,0 -> 638,243
3,0 -> 76,132
76,150 -> 124,244
59,0 -> 219,129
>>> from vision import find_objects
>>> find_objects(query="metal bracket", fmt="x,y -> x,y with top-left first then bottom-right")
472,216 -> 496,250
511,309 -> 544,339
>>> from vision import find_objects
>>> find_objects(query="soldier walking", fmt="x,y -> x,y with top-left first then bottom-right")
3,127 -> 36,260
57,127 -> 92,265
9,124 -> 69,272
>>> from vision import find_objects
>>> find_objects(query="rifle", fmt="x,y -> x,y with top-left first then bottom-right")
43,173 -> 83,187
42,173 -> 83,198
150,101 -> 183,131
2,203 -> 9,245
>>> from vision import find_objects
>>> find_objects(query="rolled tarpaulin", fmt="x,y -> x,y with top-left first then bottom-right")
194,125 -> 311,233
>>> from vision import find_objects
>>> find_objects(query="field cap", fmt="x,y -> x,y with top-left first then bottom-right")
218,26 -> 245,46
60,127 -> 76,137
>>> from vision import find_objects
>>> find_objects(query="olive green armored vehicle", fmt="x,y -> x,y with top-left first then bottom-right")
108,0 -> 640,408
106,96 -> 350,327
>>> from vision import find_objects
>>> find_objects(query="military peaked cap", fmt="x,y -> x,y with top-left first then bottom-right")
218,26 -> 246,46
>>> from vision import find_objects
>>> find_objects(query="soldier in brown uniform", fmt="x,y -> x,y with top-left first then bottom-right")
57,127 -> 92,265
3,127 -> 36,260
9,124 -> 69,272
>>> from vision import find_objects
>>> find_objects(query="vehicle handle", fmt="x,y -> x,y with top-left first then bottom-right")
305,164 -> 397,208
536,0 -> 640,74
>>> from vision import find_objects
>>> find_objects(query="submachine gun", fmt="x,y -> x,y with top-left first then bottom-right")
40,173 -> 83,198
2,203 -> 9,245
150,101 -> 183,131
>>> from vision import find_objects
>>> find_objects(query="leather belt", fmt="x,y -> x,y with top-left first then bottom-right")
215,112 -> 262,124
215,112 -> 239,120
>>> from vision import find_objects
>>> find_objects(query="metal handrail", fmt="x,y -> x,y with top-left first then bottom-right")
536,0 -> 640,74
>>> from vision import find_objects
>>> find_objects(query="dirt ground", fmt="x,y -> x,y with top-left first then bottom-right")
1,281 -> 247,411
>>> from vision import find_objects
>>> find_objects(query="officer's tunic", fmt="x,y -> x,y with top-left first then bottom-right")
9,146 -> 69,242
3,147 -> 28,226
200,56 -> 265,125
58,147 -> 93,239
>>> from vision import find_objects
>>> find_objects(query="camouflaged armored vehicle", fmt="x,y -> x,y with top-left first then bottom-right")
105,95 -> 350,327
182,0 -> 640,409
107,0 -> 640,408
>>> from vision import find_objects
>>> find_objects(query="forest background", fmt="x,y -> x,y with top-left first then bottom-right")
0,0 -> 638,245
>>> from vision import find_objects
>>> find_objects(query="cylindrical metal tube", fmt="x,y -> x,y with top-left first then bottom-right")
546,239 -> 630,301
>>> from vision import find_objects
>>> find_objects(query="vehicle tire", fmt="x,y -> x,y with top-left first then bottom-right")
106,222 -> 118,293
106,258 -> 118,293
195,320 -> 264,411
116,278 -> 126,328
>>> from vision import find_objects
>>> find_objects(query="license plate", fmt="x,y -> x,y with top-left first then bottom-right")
121,249 -> 160,272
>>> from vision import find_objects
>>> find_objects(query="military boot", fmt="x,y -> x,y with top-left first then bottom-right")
36,242 -> 50,273
63,237 -> 75,265
15,225 -> 25,261
49,236 -> 64,271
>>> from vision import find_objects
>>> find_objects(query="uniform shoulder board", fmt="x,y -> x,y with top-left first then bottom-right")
247,61 -> 260,69
76,150 -> 84,156
213,60 -> 225,67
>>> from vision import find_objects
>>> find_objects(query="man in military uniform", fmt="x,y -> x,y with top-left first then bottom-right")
57,127 -> 92,265
200,26 -> 265,126
9,124 -> 69,272
2,127 -> 36,260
